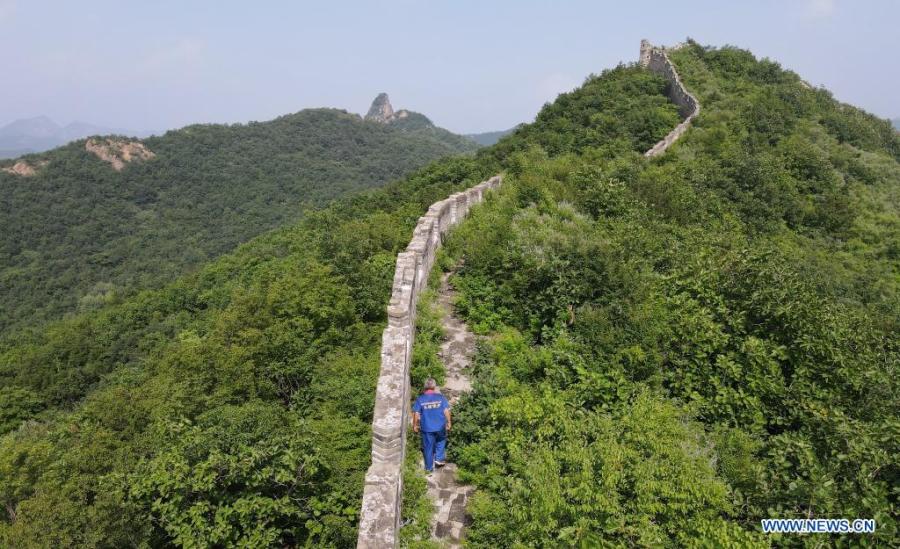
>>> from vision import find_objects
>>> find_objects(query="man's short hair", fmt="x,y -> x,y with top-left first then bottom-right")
424,377 -> 437,390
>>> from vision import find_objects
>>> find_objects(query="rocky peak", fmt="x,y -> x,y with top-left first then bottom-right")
365,93 -> 395,123
363,93 -> 424,128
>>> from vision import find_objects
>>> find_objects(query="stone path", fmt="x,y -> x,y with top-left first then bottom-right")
425,271 -> 476,547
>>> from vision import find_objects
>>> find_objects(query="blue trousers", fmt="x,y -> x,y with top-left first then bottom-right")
421,429 -> 447,471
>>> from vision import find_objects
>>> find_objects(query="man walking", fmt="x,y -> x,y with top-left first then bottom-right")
412,378 -> 452,473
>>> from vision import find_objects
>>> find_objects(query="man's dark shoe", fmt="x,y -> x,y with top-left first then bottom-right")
435,460 -> 446,467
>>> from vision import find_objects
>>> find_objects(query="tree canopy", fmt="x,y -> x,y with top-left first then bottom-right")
0,108 -> 477,333
1,42 -> 897,547
437,42 -> 898,546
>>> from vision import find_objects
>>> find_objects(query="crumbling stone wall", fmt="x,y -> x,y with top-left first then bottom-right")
640,40 -> 701,157
357,175 -> 502,548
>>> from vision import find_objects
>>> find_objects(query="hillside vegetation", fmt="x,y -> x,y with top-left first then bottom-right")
0,157 -> 498,546
0,109 -> 477,333
1,41 -> 897,547
0,66 -> 680,547
439,42 -> 898,546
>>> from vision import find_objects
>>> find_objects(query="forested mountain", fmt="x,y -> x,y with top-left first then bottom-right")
0,108 -> 478,333
0,41 -> 897,547
0,65 -> 681,546
0,150 -> 499,549
440,43 -> 899,546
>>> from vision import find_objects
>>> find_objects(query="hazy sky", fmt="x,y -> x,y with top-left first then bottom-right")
1,0 -> 897,134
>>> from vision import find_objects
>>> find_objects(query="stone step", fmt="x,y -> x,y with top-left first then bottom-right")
424,270 -> 477,547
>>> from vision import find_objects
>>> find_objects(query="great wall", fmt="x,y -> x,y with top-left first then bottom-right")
356,39 -> 699,548
641,40 -> 701,157
356,175 -> 502,548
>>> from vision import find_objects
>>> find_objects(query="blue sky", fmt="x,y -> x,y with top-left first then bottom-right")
0,0 -> 896,134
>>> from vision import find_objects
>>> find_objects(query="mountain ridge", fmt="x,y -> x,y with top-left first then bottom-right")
0,105 -> 479,332
438,40 -> 898,547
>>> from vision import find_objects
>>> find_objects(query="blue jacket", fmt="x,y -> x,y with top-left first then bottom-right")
412,390 -> 449,432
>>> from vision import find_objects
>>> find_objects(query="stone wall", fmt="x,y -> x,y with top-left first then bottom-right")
357,175 -> 502,548
640,40 -> 701,157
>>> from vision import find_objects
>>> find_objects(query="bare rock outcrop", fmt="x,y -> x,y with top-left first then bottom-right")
366,93 -> 395,123
85,138 -> 155,171
1,159 -> 49,177
364,93 -> 412,124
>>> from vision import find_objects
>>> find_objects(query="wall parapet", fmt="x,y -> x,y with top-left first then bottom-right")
357,175 -> 502,548
640,39 -> 701,157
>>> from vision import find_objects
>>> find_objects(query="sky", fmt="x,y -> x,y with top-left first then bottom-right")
0,0 -> 897,134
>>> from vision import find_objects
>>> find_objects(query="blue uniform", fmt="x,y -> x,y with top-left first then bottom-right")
413,390 -> 450,471
413,391 -> 449,432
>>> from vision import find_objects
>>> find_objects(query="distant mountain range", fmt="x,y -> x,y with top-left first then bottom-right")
465,127 -> 518,146
0,116 -> 150,159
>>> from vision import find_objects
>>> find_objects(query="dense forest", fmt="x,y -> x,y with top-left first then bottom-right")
0,40 -> 897,547
0,155 -> 498,546
0,63 -> 682,547
0,109 -> 477,333
433,42 -> 898,546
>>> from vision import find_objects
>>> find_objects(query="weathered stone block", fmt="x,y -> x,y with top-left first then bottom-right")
387,253 -> 417,328
447,193 -> 461,224
423,215 -> 441,260
453,193 -> 468,220
358,462 -> 402,548
436,202 -> 453,234
464,184 -> 482,204
371,327 -> 410,463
